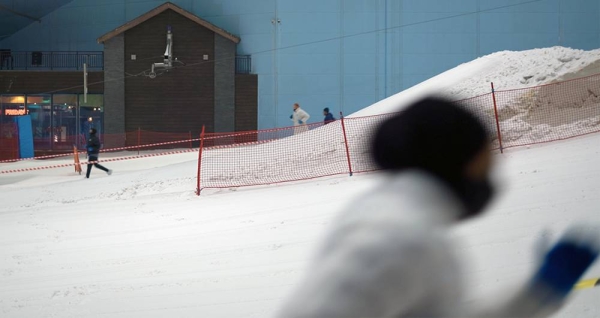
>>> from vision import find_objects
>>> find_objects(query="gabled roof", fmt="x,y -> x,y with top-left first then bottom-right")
97,2 -> 240,44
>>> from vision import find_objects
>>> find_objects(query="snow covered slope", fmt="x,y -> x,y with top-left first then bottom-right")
2,129 -> 600,317
351,46 -> 600,117
2,47 -> 600,317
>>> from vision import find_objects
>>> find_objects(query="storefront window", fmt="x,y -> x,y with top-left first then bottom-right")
0,95 -> 24,140
52,94 -> 78,150
79,94 -> 104,139
1,95 -> 26,122
0,93 -> 104,152
27,94 -> 52,149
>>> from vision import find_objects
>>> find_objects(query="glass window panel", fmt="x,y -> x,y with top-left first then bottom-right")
0,95 -> 24,141
1,95 -> 26,120
28,94 -> 52,149
52,94 -> 78,149
79,94 -> 104,138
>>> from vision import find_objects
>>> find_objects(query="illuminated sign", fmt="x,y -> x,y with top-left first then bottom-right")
4,109 -> 27,116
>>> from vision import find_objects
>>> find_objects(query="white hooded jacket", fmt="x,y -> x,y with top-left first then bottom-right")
276,171 -> 562,317
291,107 -> 310,126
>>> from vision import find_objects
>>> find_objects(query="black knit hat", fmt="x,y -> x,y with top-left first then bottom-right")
324,107 -> 330,113
372,97 -> 489,182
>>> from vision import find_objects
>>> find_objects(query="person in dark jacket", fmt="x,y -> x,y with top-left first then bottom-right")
86,128 -> 112,178
323,108 -> 335,124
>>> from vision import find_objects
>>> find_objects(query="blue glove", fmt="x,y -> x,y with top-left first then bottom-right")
290,115 -> 293,119
534,227 -> 599,296
298,120 -> 303,124
87,147 -> 94,152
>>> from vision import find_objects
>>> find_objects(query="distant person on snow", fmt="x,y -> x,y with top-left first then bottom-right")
276,96 -> 599,317
323,107 -> 335,124
290,103 -> 310,134
86,128 -> 112,178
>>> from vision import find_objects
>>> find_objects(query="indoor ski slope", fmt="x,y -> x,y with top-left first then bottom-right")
2,46 -> 600,317
2,131 -> 600,317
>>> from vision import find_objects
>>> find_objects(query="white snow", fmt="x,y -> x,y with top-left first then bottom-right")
351,46 -> 600,117
351,46 -> 600,151
2,46 -> 600,317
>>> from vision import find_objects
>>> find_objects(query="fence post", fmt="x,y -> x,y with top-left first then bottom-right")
189,131 -> 192,149
196,125 -> 206,196
73,145 -> 82,175
490,82 -> 504,154
137,127 -> 141,155
339,112 -> 353,176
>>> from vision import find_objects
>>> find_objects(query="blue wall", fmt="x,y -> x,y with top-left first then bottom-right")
1,0 -> 599,129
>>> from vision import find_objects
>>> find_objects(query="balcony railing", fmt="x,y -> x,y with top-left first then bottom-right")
0,51 -> 246,73
0,51 -> 104,71
235,55 -> 251,74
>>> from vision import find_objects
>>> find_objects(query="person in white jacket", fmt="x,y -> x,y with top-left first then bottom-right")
290,103 -> 310,134
275,97 -> 599,317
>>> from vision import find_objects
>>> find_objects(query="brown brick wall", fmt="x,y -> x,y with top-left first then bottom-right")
124,9 -> 215,135
235,74 -> 258,132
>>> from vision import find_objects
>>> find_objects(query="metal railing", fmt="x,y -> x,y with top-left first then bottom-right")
0,51 -> 104,70
235,55 -> 251,74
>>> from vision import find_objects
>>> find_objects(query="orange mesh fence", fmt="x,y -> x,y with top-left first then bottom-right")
196,73 -> 600,193
493,74 -> 600,148
196,107 -> 502,192
341,114 -> 396,174
4,73 -> 600,184
198,120 -> 354,190
194,108 -> 501,192
196,115 -> 398,192
454,93 -> 503,150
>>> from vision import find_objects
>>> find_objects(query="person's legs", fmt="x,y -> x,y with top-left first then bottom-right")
94,163 -> 109,173
86,156 -> 97,178
86,156 -> 111,177
94,155 -> 111,175
86,163 -> 93,178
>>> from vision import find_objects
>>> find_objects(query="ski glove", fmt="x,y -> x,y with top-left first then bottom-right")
533,226 -> 600,297
298,120 -> 303,124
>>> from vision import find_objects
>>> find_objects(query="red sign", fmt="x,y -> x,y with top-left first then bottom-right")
4,109 -> 27,116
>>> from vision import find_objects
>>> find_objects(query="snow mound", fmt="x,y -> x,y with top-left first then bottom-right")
351,46 -> 600,148
448,46 -> 600,98
352,46 -> 600,118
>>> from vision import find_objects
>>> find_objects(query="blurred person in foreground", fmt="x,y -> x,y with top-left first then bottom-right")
275,96 -> 599,317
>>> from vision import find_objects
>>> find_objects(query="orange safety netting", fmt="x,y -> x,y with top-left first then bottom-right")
4,73 -> 600,190
196,73 -> 600,193
196,114 -> 392,192
493,74 -> 600,149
